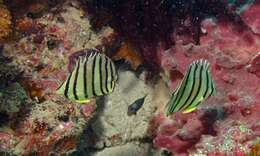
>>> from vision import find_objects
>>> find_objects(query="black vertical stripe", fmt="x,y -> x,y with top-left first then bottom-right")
177,64 -> 198,111
57,80 -> 65,91
210,76 -> 215,96
171,64 -> 196,112
193,101 -> 202,108
73,60 -> 80,100
111,60 -> 116,80
104,57 -> 109,93
168,91 -> 178,114
92,54 -> 97,96
64,72 -> 72,98
109,61 -> 113,90
98,55 -> 105,95
84,56 -> 88,98
168,76 -> 188,113
203,69 -> 210,98
182,64 -> 203,111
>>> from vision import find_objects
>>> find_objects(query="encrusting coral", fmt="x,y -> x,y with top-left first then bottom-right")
0,1 -> 112,155
0,1 -> 12,42
0,82 -> 28,113
151,1 -> 260,155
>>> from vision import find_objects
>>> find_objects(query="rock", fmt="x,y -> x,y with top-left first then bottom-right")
90,70 -> 157,147
89,142 -> 152,156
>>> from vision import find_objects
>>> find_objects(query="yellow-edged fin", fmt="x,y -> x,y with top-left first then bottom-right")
74,98 -> 91,104
183,107 -> 197,114
183,96 -> 204,113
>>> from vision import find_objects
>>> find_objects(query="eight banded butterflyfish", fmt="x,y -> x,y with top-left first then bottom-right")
165,59 -> 216,116
56,50 -> 118,104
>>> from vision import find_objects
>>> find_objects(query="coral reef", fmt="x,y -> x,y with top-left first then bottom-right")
0,98 -> 92,155
84,0 -> 249,75
152,1 -> 260,155
11,99 -> 90,155
3,0 -> 114,96
241,1 -> 260,35
0,0 -> 259,155
0,0 -> 108,155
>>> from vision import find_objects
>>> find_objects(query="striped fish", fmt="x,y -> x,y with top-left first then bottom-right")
165,59 -> 216,116
56,51 -> 117,104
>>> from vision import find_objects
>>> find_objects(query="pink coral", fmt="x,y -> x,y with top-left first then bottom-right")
247,52 -> 260,78
153,2 -> 260,155
241,2 -> 260,35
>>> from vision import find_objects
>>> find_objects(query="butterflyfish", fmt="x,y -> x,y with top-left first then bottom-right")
165,59 -> 216,116
56,51 -> 118,104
